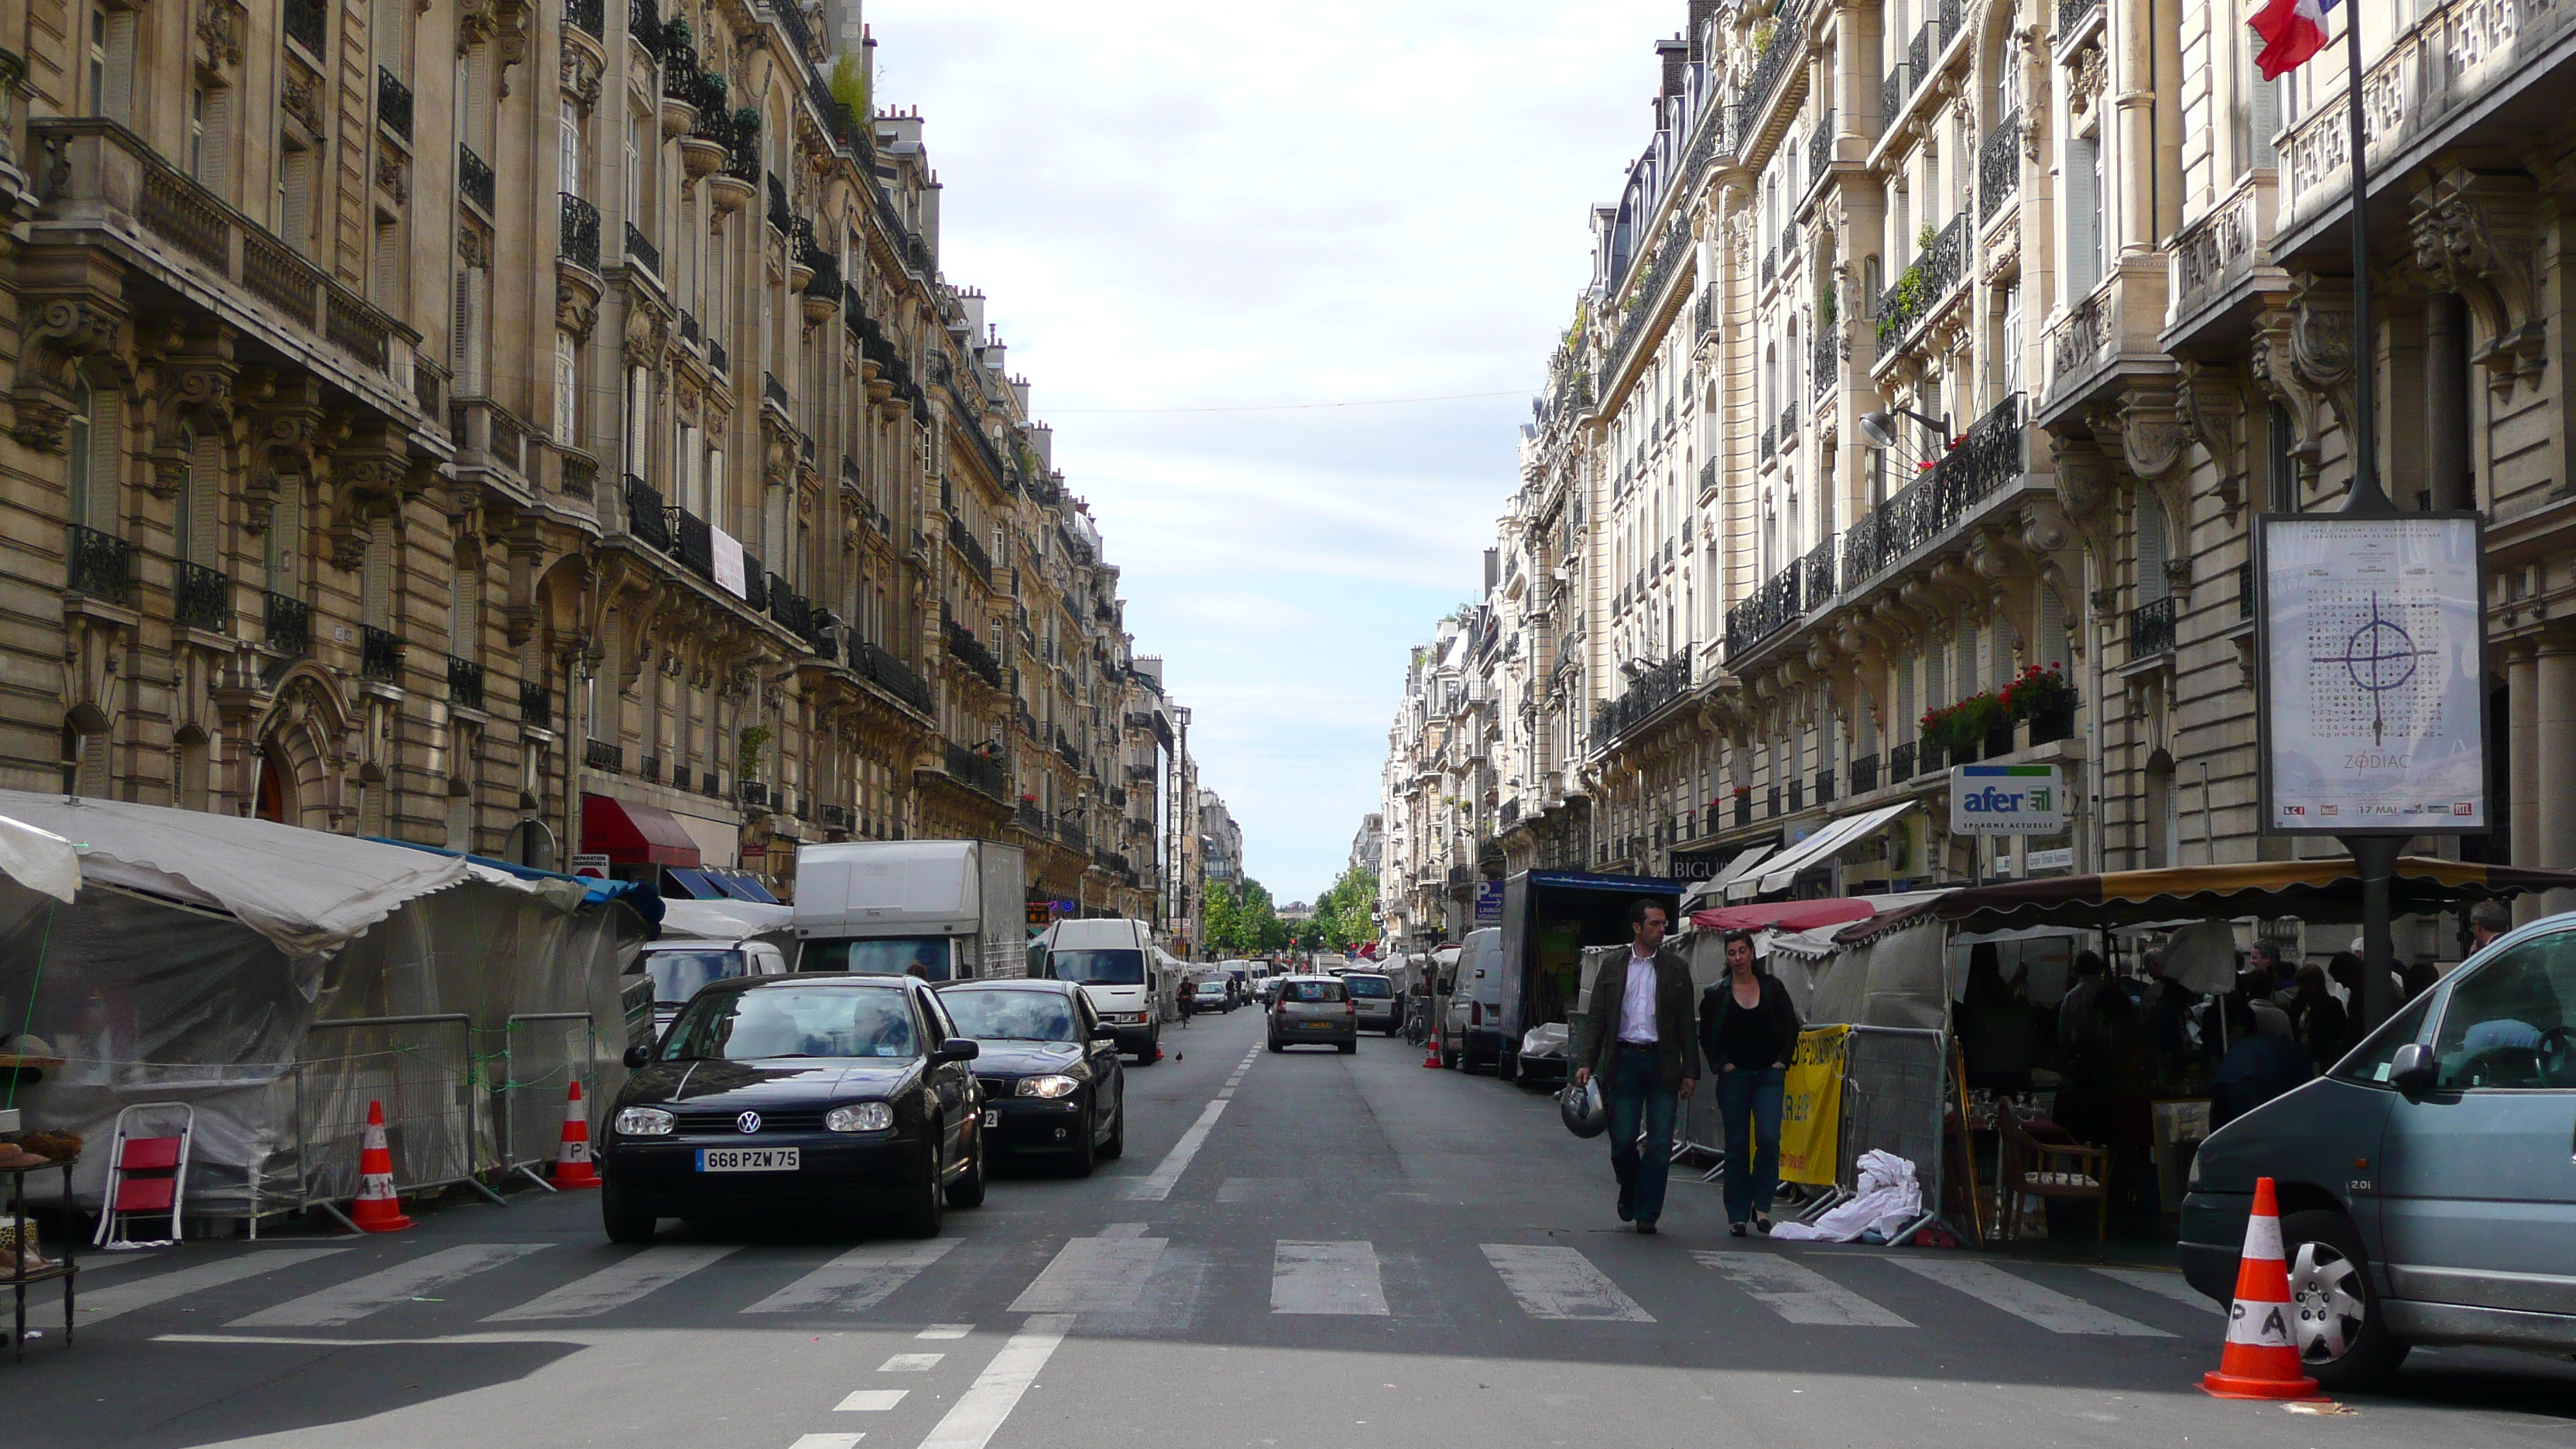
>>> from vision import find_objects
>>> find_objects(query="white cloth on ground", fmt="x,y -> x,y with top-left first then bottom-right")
1767,1149 -> 1924,1242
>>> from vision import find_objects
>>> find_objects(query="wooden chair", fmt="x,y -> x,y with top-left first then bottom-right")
1998,1114 -> 2108,1257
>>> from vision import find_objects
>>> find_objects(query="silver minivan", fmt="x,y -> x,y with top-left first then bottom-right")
2181,910 -> 2576,1389
1442,928 -> 1506,1070
1267,976 -> 1356,1053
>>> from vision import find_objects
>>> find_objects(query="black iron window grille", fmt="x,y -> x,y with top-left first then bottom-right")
520,680 -> 553,729
447,655 -> 485,708
560,193 -> 600,271
625,474 -> 670,549
377,68 -> 413,142
624,221 -> 659,276
2129,594 -> 2177,657
67,524 -> 135,603
359,625 -> 404,685
459,145 -> 495,212
174,560 -> 229,632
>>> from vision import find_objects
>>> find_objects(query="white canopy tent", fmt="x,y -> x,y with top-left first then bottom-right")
1726,801 -> 1917,902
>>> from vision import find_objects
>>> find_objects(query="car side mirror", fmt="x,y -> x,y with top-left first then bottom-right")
1093,1024 -> 1120,1042
2389,1040 -> 2436,1093
937,1037 -> 980,1063
623,1042 -> 653,1070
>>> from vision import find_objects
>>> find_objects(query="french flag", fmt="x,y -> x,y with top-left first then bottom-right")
2249,0 -> 2336,77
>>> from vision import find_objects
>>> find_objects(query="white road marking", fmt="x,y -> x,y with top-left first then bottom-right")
742,1240 -> 959,1314
1121,1098 -> 1227,1201
74,1249 -> 350,1326
1008,1233 -> 1167,1313
1097,1222 -> 1148,1239
878,1353 -> 943,1371
1480,1245 -> 1655,1322
788,1436 -> 864,1448
2092,1266 -> 2222,1313
230,1244 -> 547,1327
1272,1241 -> 1389,1316
1693,1252 -> 1914,1326
835,1390 -> 908,1411
918,1324 -> 973,1339
1889,1259 -> 2172,1336
915,1313 -> 1074,1449
482,1245 -> 738,1321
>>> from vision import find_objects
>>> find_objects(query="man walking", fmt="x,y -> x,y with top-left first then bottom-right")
1572,899 -> 1698,1235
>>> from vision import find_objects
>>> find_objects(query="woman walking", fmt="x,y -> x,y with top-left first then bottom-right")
1698,930 -> 1803,1236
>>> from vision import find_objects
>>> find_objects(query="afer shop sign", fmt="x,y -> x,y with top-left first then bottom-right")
1947,764 -> 2066,835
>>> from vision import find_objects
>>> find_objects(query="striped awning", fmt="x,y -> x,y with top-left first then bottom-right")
1837,856 -> 2576,943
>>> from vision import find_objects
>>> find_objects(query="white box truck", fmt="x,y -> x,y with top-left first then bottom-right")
1028,916 -> 1168,1063
791,839 -> 1026,981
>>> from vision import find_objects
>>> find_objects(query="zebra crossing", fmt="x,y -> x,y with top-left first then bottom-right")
65,1229 -> 2219,1343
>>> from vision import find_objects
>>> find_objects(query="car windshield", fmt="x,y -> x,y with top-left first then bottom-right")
1048,948 -> 1146,985
1195,982 -> 1225,996
635,949 -> 745,1005
803,937 -> 955,981
940,988 -> 1081,1043
663,987 -> 920,1061
1345,975 -> 1392,999
1283,980 -> 1346,1003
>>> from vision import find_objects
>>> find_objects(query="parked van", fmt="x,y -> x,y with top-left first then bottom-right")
629,936 -> 793,1038
790,840 -> 1026,981
1442,928 -> 1507,1070
1030,917 -> 1167,1062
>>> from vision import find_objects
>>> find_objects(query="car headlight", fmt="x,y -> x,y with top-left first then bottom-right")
827,1102 -> 896,1133
1017,1074 -> 1082,1099
615,1106 -> 675,1136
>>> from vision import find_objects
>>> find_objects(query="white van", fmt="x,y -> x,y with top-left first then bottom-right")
1031,917 -> 1166,1062
1441,928 -> 1507,1070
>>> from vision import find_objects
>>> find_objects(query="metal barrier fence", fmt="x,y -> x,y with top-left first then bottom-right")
496,1012 -> 598,1191
288,1014 -> 503,1231
1832,1024 -> 1952,1244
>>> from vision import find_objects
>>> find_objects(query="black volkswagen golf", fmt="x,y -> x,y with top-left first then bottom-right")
936,978 -> 1127,1175
601,974 -> 985,1242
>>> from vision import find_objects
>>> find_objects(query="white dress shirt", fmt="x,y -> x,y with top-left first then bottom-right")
1618,947 -> 1660,1043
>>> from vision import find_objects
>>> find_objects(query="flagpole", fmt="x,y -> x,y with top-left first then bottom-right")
2339,3 -> 2389,516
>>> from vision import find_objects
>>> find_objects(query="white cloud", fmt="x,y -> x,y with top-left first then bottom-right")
867,0 -> 1674,898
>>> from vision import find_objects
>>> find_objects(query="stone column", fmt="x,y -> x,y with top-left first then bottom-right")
2424,294 -> 2473,512
2535,636 -> 2576,917
2509,642 -> 2540,921
2115,0 -> 2159,255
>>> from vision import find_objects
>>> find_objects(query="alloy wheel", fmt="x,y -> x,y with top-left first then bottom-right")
2287,1238 -> 2368,1363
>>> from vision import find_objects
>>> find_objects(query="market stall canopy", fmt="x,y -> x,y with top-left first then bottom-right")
1679,843 -> 1776,912
580,794 -> 704,868
1689,898 -> 1879,934
1839,856 -> 2576,941
365,837 -> 667,928
0,788 -> 502,956
1730,802 -> 1916,901
660,896 -> 794,941
0,813 -> 81,903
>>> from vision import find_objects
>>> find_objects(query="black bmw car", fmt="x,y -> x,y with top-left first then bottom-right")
937,978 -> 1126,1176
601,974 -> 985,1243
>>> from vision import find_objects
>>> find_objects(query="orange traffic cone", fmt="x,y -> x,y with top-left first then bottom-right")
348,1100 -> 413,1234
550,1080 -> 601,1190
2201,1177 -> 2321,1400
1421,1036 -> 1442,1069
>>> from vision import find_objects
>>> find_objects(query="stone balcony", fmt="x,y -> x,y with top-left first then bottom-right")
2161,171 -> 2288,351
2033,254 -> 2174,428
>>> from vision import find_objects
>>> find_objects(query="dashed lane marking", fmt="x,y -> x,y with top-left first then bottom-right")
1120,1098 -> 1227,1201
915,1313 -> 1074,1449
834,1390 -> 907,1411
877,1353 -> 943,1371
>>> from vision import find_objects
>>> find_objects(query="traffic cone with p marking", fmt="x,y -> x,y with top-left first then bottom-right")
550,1079 -> 601,1189
2200,1176 -> 2321,1399
348,1099 -> 413,1234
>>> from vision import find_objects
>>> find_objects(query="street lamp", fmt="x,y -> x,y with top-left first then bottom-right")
1855,406 -> 1951,450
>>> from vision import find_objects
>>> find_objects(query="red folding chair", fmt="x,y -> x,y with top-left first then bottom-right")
94,1101 -> 193,1248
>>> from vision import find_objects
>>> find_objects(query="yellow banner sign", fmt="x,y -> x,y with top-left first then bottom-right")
1779,1025 -> 1849,1185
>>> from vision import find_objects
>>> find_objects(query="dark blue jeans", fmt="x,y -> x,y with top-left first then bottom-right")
1718,1065 -> 1788,1225
1604,1043 -> 1677,1224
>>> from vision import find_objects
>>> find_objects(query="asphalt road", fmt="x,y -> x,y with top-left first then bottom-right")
11,1005 -> 2575,1449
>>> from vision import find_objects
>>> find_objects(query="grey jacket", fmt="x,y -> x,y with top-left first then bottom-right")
1574,946 -> 1704,1091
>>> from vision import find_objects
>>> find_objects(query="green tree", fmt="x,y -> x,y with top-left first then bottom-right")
1305,865 -> 1379,952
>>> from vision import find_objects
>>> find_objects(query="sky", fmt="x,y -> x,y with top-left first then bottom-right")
865,0 -> 1675,903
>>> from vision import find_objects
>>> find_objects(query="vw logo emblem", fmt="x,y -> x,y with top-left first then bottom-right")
735,1111 -> 762,1134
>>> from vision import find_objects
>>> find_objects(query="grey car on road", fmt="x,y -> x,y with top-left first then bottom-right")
2180,909 -> 2576,1390
1267,975 -> 1357,1053
1342,971 -> 1400,1034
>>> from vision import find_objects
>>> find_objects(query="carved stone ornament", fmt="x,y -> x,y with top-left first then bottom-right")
2068,45 -> 2107,117
621,305 -> 667,370
281,63 -> 327,138
197,0 -> 246,70
457,0 -> 497,55
457,226 -> 493,271
375,150 -> 409,206
2406,166 -> 2547,396
559,43 -> 604,111
555,280 -> 598,341
2287,275 -> 2359,444
2175,361 -> 2247,520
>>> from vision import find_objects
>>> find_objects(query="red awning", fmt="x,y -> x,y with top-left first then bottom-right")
581,793 -> 703,868
1690,898 -> 1879,934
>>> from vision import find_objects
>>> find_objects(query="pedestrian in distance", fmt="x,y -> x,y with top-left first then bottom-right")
1571,899 -> 1699,1235
2468,898 -> 2511,956
1697,930 -> 1800,1236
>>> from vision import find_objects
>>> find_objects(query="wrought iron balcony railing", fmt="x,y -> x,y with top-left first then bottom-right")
377,68 -> 413,142
1980,108 -> 2022,221
1840,393 -> 2024,587
520,680 -> 553,730
359,625 -> 404,686
565,0 -> 605,40
67,524 -> 135,603
624,474 -> 669,549
2129,594 -> 2177,658
174,560 -> 228,632
1876,211 -> 1965,348
624,221 -> 659,276
459,145 -> 495,212
447,655 -> 485,709
264,590 -> 310,658
560,193 -> 600,271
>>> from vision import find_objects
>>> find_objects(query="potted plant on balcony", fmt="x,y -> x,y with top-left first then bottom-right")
2000,662 -> 2076,742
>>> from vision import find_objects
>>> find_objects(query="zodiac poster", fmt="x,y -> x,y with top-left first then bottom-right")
2258,513 -> 2485,834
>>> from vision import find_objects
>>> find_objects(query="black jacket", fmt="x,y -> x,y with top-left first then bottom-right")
1574,947 -> 1704,1090
1697,972 -> 1802,1073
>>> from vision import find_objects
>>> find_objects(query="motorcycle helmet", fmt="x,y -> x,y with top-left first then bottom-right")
1559,1075 -> 1608,1138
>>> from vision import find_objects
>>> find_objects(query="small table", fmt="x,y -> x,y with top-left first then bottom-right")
1,1156 -> 77,1359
